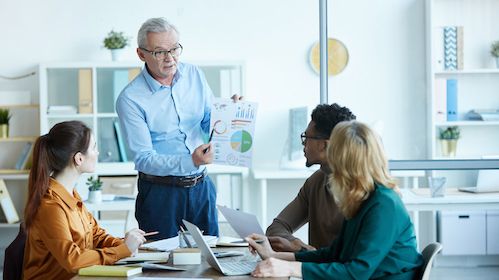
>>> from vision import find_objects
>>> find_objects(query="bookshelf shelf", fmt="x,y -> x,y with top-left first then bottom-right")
46,114 -> 93,119
97,113 -> 118,118
435,69 -> 499,75
435,121 -> 499,127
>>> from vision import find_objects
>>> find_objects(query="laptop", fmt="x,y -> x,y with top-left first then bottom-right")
182,220 -> 258,276
217,205 -> 265,239
459,169 -> 499,193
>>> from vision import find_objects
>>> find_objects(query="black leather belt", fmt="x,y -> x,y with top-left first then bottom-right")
139,170 -> 206,188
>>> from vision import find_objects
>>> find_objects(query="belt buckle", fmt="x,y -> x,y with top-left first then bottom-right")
180,174 -> 202,187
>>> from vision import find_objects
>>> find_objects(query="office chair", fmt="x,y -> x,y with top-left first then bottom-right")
3,222 -> 26,280
418,242 -> 443,280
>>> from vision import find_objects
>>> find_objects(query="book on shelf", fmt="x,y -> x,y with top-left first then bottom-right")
78,69 -> 93,113
98,123 -> 120,163
446,79 -> 458,121
0,179 -> 20,224
113,121 -> 128,162
128,67 -> 141,81
443,26 -> 464,70
47,106 -> 78,115
434,78 -> 447,122
433,27 -> 445,71
15,142 -> 33,170
78,265 -> 142,277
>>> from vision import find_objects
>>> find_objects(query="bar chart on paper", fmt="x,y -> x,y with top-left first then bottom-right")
210,98 -> 258,167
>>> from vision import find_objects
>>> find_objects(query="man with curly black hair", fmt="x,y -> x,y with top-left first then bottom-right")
266,103 -> 356,252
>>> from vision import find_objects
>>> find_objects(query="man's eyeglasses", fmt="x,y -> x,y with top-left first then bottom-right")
139,44 -> 183,60
300,132 -> 328,144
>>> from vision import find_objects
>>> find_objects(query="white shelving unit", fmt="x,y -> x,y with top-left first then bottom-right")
39,61 -> 245,175
425,0 -> 499,261
38,61 -> 248,235
426,0 -> 499,159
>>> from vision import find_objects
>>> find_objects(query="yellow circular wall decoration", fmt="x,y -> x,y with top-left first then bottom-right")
309,38 -> 349,76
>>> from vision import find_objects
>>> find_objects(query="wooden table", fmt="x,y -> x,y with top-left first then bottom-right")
71,247 -> 287,279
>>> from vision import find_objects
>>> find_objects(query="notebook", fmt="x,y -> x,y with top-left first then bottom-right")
78,265 -> 142,276
217,205 -> 264,240
183,220 -> 258,276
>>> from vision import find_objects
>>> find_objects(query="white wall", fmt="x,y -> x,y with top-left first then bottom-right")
0,0 -> 427,167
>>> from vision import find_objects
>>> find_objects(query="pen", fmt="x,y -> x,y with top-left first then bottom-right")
203,129 -> 214,153
179,225 -> 192,248
208,129 -> 214,142
139,246 -> 167,252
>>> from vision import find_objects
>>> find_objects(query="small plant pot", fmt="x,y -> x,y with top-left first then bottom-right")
110,49 -> 124,61
441,139 -> 458,157
0,124 -> 8,138
88,190 -> 102,203
496,57 -> 499,68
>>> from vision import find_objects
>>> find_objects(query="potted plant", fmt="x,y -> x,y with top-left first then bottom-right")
86,176 -> 103,203
439,126 -> 460,157
103,30 -> 130,61
491,41 -> 499,68
0,108 -> 11,138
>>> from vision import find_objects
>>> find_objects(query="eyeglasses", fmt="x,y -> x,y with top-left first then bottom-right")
139,44 -> 183,60
300,132 -> 328,145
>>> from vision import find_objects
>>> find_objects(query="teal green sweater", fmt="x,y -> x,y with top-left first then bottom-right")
295,185 -> 423,280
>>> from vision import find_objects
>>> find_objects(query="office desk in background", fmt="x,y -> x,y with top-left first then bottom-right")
252,168 -> 424,226
401,188 -> 499,212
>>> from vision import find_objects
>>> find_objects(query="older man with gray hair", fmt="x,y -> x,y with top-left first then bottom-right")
116,17 -> 218,240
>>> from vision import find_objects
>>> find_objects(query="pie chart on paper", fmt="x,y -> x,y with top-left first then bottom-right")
230,130 -> 252,153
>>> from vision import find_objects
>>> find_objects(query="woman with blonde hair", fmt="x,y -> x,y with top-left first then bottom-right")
247,121 -> 423,279
22,121 -> 146,280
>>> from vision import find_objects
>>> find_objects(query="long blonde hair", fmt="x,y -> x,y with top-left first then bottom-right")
327,121 -> 397,218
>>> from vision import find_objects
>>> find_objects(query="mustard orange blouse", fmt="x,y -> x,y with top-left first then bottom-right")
23,178 -> 131,280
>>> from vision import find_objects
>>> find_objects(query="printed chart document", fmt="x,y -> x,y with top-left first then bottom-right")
210,98 -> 258,167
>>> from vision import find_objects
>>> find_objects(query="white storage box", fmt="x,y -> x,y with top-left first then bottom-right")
439,210 -> 486,255
486,210 -> 499,255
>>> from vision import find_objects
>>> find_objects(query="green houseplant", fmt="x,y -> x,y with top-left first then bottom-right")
86,176 -> 103,203
439,126 -> 460,157
491,41 -> 499,68
0,108 -> 11,138
103,30 -> 130,61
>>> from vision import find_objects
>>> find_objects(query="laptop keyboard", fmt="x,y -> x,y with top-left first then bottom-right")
221,261 -> 258,274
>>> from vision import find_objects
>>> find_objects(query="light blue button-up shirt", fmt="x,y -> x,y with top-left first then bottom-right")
116,62 -> 212,176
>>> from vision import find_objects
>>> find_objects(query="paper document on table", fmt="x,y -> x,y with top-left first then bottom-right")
140,236 -> 179,252
116,252 -> 169,264
210,98 -> 258,167
216,236 -> 248,247
140,235 -> 218,252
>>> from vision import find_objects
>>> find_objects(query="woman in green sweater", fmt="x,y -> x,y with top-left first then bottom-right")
247,121 -> 423,279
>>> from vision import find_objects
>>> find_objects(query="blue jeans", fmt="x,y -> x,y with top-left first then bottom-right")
135,175 -> 219,240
